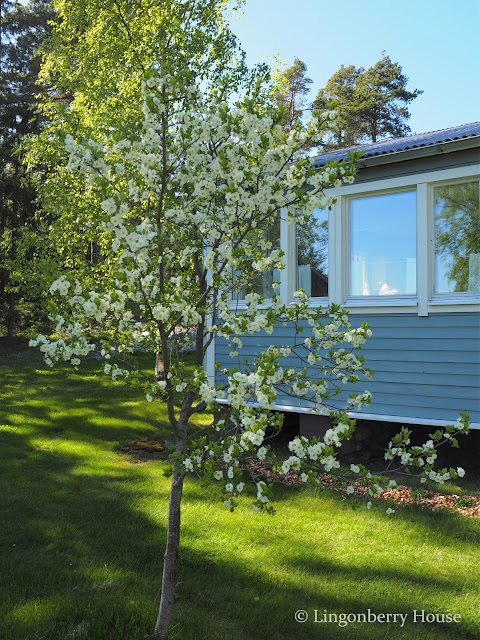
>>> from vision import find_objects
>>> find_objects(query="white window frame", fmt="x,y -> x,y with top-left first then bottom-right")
428,176 -> 480,307
229,164 -> 480,315
228,211 -> 283,311
291,206 -> 330,309
320,164 -> 480,316
344,185 -> 418,307
279,210 -> 296,303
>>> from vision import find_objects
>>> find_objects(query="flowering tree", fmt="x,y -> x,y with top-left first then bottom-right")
30,71 -> 470,639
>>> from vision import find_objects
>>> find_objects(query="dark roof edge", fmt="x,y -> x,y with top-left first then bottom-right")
312,122 -> 480,168
352,135 -> 480,169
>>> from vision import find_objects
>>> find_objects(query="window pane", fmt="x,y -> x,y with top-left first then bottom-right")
296,208 -> 328,297
434,181 -> 480,293
233,216 -> 281,300
350,190 -> 416,296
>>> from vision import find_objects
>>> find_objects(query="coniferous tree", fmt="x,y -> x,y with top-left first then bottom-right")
355,54 -> 422,142
271,57 -> 313,129
313,64 -> 362,148
0,0 -> 54,337
314,53 -> 422,149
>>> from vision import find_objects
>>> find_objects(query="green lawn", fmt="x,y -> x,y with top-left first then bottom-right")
0,347 -> 479,640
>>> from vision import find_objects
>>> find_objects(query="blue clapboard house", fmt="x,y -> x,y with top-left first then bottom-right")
208,123 -> 480,434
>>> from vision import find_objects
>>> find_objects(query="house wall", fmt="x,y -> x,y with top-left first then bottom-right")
214,312 -> 480,427
210,145 -> 480,429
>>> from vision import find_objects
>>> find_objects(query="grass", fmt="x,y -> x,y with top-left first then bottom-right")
0,346 -> 479,640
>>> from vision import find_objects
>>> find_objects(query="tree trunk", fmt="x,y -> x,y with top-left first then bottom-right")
153,470 -> 185,639
155,350 -> 165,381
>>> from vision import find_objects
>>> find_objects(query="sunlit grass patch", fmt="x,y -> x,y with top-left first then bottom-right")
0,351 -> 479,640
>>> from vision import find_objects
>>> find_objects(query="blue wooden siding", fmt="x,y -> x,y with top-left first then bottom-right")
214,313 -> 480,425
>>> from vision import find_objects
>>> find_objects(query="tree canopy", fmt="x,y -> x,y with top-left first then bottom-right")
24,0 -> 271,317
314,53 -> 422,149
37,0 -> 260,136
313,64 -> 362,148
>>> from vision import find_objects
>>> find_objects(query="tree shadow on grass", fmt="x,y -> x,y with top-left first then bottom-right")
1,356 -> 479,639
172,557 -> 479,640
0,358 -> 170,447
0,424 -> 166,640
170,512 -> 480,640
0,355 -> 209,450
0,425 -> 479,640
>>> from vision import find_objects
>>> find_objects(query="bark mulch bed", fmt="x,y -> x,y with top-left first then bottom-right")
247,460 -> 480,520
119,439 -> 168,463
119,442 -> 480,519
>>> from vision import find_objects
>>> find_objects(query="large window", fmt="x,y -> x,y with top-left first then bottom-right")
434,180 -> 480,293
349,190 -> 417,296
228,167 -> 479,311
296,207 -> 328,297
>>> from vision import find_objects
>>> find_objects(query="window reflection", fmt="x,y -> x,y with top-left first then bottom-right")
349,190 -> 416,296
434,181 -> 480,293
296,208 -> 328,297
233,216 -> 281,300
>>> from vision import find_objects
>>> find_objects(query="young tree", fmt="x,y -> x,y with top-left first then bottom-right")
28,4 -> 469,638
314,53 -> 422,148
30,73 -> 470,639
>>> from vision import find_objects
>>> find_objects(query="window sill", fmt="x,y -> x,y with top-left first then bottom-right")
229,300 -> 275,311
228,295 -> 480,315
229,296 -> 329,312
428,295 -> 480,313
345,295 -> 418,306
429,293 -> 480,304
304,297 -> 329,308
340,295 -> 417,315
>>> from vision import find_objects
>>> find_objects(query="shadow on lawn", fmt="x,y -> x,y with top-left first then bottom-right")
0,436 -> 478,640
0,357 -> 168,444
0,424 -> 165,640
1,429 -> 478,640
0,357 -> 479,640
266,482 -> 480,547
174,553 -> 479,640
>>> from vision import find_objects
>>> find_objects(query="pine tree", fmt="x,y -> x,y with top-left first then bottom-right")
0,0 -> 54,338
314,53 -> 422,149
313,64 -> 362,148
355,54 -> 422,142
271,57 -> 313,129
